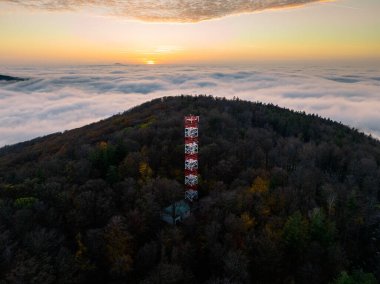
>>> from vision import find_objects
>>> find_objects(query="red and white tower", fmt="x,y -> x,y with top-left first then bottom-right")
184,115 -> 199,202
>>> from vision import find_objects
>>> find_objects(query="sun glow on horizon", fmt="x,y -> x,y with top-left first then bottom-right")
146,60 -> 156,65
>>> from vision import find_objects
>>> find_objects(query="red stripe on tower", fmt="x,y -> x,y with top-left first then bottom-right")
184,115 -> 199,202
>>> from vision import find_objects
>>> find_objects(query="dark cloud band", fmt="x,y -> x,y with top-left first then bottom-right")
4,0 -> 325,22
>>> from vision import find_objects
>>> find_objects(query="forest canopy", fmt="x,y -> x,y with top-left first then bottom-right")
0,95 -> 379,283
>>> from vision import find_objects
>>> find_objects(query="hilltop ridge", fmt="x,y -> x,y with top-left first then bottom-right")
0,96 -> 379,283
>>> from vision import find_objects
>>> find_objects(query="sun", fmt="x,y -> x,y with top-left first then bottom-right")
146,60 -> 155,65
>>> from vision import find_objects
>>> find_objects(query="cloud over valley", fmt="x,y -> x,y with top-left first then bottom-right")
0,63 -> 379,146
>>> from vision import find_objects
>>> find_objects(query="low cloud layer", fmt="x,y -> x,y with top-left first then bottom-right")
4,0 -> 324,22
0,63 -> 380,146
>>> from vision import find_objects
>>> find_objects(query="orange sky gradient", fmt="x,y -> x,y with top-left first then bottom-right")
0,0 -> 379,65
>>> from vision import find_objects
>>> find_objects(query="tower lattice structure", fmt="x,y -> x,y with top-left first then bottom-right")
184,115 -> 199,202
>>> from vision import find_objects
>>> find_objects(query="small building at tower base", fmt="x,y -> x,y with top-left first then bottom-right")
161,200 -> 191,225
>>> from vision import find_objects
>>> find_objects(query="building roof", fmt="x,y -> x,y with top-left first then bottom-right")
163,200 -> 190,216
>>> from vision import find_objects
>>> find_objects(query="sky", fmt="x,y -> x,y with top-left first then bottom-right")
0,0 -> 380,64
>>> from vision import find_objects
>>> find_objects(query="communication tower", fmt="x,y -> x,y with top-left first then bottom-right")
184,115 -> 199,202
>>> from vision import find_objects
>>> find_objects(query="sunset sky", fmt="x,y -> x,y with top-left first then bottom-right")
1,0 -> 380,65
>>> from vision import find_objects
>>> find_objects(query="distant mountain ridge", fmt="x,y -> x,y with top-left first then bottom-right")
0,74 -> 27,82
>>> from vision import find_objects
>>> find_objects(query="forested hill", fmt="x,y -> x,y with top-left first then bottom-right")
0,95 -> 379,283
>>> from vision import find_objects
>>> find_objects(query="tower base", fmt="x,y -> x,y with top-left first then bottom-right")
185,189 -> 198,202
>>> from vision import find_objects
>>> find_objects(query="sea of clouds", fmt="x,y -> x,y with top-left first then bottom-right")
0,63 -> 380,147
